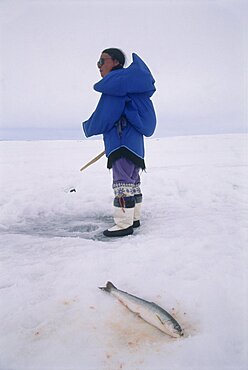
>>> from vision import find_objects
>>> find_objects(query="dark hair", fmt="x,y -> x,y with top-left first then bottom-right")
102,48 -> 125,67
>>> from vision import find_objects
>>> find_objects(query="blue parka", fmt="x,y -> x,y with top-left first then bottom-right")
82,53 -> 156,167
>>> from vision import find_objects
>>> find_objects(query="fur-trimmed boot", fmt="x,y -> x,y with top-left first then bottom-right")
133,194 -> 142,228
103,196 -> 135,237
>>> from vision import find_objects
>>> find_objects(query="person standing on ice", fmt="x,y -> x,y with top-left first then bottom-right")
82,48 -> 156,237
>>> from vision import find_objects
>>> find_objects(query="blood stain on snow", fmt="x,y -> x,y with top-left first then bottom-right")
62,297 -> 78,305
107,318 -> 170,352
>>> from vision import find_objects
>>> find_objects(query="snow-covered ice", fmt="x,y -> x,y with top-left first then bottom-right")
0,134 -> 247,370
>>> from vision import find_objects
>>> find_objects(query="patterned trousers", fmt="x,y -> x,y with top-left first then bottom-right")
112,157 -> 142,208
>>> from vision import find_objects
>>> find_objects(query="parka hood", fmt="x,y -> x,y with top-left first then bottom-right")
94,53 -> 156,97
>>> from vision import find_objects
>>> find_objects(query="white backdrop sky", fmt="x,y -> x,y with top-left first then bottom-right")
0,0 -> 247,140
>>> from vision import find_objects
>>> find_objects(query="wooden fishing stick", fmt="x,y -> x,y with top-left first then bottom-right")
80,150 -> 105,171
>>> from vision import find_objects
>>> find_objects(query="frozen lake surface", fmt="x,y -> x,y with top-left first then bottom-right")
0,134 -> 247,370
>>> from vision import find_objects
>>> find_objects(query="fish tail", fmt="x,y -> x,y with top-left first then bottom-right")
99,281 -> 117,292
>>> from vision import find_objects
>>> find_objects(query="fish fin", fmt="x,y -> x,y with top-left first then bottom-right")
98,281 -> 117,292
156,314 -> 165,325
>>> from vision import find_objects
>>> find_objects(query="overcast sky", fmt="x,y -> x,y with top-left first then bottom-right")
0,0 -> 247,140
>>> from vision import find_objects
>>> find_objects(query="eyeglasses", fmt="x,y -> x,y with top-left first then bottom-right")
97,57 -> 113,68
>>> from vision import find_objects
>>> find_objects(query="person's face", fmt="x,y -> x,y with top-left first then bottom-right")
97,52 -> 119,77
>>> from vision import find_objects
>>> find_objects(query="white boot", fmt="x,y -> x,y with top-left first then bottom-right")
133,194 -> 142,228
133,202 -> 141,228
103,207 -> 134,237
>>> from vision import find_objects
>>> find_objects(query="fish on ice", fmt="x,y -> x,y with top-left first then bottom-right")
99,281 -> 183,338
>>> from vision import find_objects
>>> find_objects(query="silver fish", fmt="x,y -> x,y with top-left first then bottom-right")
99,281 -> 183,338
